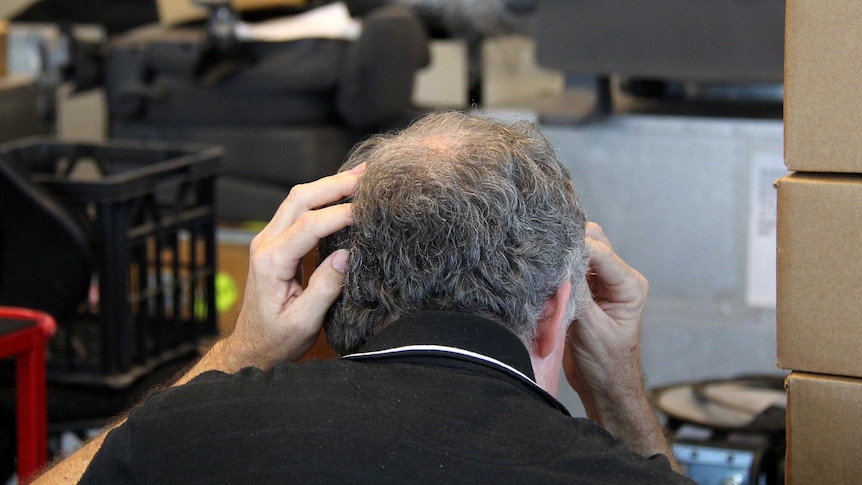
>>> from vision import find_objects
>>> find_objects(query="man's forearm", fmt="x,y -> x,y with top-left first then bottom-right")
34,166 -> 356,483
581,389 -> 681,473
33,339 -> 243,484
32,425 -> 116,485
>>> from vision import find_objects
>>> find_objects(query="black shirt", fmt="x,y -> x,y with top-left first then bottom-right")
81,311 -> 693,484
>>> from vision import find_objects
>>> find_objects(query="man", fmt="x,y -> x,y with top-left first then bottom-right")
38,112 -> 692,483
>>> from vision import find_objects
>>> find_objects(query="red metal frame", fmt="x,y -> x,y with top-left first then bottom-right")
0,307 -> 56,484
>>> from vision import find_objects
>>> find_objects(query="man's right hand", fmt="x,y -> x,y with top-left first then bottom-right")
219,163 -> 366,372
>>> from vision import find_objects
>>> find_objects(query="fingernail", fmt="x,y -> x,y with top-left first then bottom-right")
349,162 -> 367,174
331,249 -> 349,274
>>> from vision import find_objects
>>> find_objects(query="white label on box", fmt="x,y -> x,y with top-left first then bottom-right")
745,153 -> 787,308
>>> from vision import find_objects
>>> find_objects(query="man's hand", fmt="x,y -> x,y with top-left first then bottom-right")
563,222 -> 678,470
220,163 -> 366,371
564,221 -> 648,413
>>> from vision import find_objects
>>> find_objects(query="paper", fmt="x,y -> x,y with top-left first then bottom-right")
745,152 -> 787,308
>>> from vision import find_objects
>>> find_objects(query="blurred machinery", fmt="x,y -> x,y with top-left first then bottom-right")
654,376 -> 786,485
6,0 -> 430,221
520,0 -> 785,121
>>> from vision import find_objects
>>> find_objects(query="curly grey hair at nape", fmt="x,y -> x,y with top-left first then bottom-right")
323,111 -> 590,355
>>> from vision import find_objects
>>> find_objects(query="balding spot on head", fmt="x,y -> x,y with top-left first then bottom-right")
416,134 -> 458,155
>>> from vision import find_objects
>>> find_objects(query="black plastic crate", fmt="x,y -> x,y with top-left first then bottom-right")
0,137 -> 222,388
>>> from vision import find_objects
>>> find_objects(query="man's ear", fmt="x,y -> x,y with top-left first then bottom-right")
532,281 -> 572,358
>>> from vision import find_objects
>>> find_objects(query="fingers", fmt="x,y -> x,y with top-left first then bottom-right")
583,222 -> 648,308
284,203 -> 354,261
586,237 -> 632,290
251,163 -> 364,284
265,163 -> 366,236
292,249 -> 349,327
585,221 -> 613,250
251,203 -> 354,284
274,249 -> 349,362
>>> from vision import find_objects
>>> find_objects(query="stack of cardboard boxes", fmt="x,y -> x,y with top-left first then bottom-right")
778,1 -> 862,483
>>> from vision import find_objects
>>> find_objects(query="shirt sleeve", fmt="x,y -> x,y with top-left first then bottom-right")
78,421 -> 136,484
78,370 -> 234,483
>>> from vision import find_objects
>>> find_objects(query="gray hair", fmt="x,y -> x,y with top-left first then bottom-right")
323,111 -> 589,355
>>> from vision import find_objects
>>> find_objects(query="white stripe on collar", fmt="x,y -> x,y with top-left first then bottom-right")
342,344 -> 539,388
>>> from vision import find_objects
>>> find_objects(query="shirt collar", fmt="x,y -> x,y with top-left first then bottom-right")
353,310 -> 536,380
344,311 -> 571,416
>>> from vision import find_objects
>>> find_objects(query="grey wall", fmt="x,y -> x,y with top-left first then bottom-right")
537,114 -> 785,416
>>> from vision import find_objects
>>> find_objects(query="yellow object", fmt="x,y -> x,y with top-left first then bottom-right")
215,272 -> 240,313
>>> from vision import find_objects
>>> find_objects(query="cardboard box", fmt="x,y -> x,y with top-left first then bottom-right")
157,0 -> 306,26
785,372 -> 862,485
785,0 -> 862,172
776,173 -> 862,377
481,35 -> 565,109
412,40 -> 468,109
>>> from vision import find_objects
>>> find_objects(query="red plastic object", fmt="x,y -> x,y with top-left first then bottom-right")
0,307 -> 56,484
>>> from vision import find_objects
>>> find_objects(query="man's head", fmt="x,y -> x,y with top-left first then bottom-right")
323,111 -> 590,356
